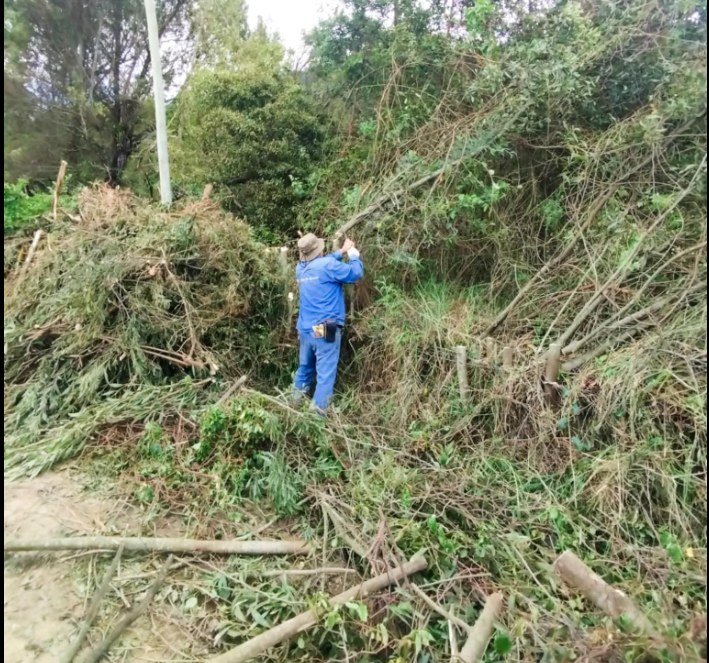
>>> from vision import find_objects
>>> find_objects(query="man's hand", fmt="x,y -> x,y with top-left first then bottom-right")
341,238 -> 355,254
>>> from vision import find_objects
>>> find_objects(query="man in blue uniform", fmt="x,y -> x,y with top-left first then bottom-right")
293,233 -> 364,413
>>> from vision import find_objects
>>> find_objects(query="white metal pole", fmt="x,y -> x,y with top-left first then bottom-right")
143,0 -> 173,205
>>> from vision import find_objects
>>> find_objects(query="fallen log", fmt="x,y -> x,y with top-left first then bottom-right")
256,567 -> 357,579
554,551 -> 655,635
82,555 -> 173,663
455,593 -> 505,663
60,545 -> 125,663
4,536 -> 313,556
208,556 -> 428,663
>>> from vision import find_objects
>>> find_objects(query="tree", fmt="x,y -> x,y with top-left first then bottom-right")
3,0 -> 192,183
192,0 -> 249,66
170,31 -> 324,236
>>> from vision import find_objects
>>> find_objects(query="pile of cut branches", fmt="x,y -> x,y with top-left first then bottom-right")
4,185 -> 286,476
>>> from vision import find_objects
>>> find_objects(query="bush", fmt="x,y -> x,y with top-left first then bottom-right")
4,181 -> 53,233
171,66 -> 324,237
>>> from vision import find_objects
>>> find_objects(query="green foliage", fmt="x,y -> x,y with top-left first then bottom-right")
171,59 -> 324,236
3,181 -> 53,232
3,180 -> 77,233
4,187 -> 287,476
5,1 -> 708,662
4,0 -> 192,184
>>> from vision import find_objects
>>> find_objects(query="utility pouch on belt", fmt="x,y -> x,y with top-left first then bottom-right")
313,320 -> 339,342
325,319 -> 339,343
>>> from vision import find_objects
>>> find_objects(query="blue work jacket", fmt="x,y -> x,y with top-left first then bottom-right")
296,251 -> 364,332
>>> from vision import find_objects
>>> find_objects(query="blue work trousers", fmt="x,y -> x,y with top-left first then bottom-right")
294,330 -> 342,411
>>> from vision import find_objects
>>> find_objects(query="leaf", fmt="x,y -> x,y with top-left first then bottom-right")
184,596 -> 199,610
215,575 -> 231,599
249,606 -> 271,629
494,631 -> 514,655
413,629 -> 434,655
390,601 -> 414,619
571,436 -> 591,452
668,543 -> 684,565
346,601 -> 369,622
325,610 -> 342,630
231,602 -> 247,623
377,623 -> 390,647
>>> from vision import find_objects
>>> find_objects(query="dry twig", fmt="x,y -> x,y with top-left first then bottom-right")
82,555 -> 173,663
60,545 -> 125,663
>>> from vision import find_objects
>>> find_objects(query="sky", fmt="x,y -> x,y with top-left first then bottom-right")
248,0 -> 339,54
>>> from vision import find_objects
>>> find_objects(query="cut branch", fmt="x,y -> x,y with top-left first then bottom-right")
455,593 -> 505,663
140,346 -> 205,370
554,551 -> 655,635
564,242 -> 708,355
53,160 -> 69,221
207,556 -> 428,663
456,346 -> 470,402
484,188 -> 616,336
410,583 -> 471,634
322,502 -> 370,559
255,567 -> 357,579
4,536 -> 313,556
562,281 -> 706,371
217,375 -> 249,405
545,344 -> 562,406
16,230 -> 44,284
562,325 -> 652,372
334,108 -> 525,240
484,120 -> 700,336
555,155 -> 706,349
82,555 -> 173,663
60,545 -> 125,663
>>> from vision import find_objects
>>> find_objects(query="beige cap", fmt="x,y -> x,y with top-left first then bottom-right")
297,233 -> 326,262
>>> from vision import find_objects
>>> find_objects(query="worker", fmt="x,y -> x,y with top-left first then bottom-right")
293,233 -> 364,413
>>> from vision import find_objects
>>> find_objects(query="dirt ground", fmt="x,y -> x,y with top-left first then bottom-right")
4,471 -> 191,663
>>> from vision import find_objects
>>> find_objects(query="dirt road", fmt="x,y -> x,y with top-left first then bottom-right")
4,472 -> 189,663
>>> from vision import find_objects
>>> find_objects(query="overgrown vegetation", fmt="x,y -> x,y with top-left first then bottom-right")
4,0 -> 707,662
3,180 -> 75,233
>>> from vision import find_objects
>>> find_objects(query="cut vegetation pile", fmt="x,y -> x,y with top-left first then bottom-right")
4,185 -> 287,477
4,0 -> 708,661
